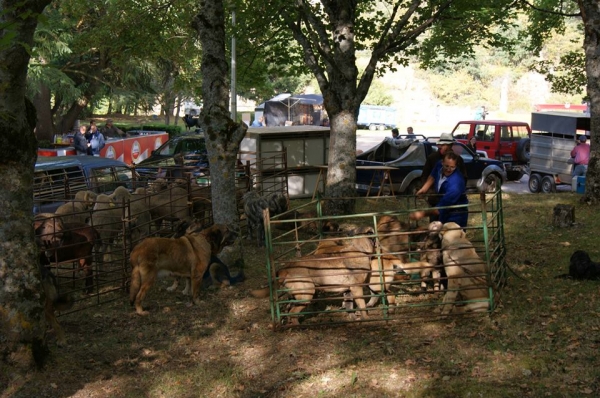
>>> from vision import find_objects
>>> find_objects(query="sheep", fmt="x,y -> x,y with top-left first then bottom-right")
110,186 -> 152,243
89,194 -> 128,263
146,184 -> 190,231
34,214 -> 100,294
54,190 -> 97,224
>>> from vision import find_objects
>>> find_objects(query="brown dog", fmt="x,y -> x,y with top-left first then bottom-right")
251,234 -> 400,324
129,222 -> 236,315
376,215 -> 440,294
40,265 -> 74,346
438,222 -> 489,315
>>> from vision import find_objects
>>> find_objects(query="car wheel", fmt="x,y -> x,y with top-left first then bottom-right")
405,180 -> 422,196
377,125 -> 386,131
483,173 -> 500,193
541,176 -> 556,193
516,138 -> 530,163
528,173 -> 541,193
369,124 -> 377,131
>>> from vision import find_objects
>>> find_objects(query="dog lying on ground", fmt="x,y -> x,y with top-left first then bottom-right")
40,263 -> 74,346
556,250 -> 600,280
129,222 -> 236,315
437,222 -> 489,315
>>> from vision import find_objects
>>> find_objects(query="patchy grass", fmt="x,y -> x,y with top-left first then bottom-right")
3,192 -> 600,398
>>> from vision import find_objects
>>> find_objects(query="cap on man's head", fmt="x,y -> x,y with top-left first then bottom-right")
579,135 -> 587,142
437,133 -> 455,145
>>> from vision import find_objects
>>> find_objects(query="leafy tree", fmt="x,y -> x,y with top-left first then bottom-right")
266,0 -> 521,214
0,0 -> 53,375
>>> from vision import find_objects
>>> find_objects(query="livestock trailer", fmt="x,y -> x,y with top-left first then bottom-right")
528,111 -> 590,193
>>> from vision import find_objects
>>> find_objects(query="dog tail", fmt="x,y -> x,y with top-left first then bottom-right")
249,286 -> 270,298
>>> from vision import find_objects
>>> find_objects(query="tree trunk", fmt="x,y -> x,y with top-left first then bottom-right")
194,0 -> 247,229
56,98 -> 89,134
0,0 -> 53,377
324,109 -> 357,215
286,2 -> 360,215
580,0 -> 600,204
33,82 -> 55,142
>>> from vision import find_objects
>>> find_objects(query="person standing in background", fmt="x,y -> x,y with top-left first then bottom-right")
406,126 -> 416,139
466,136 -> 477,152
102,119 -> 126,138
74,125 -> 90,156
571,135 -> 590,177
88,121 -> 105,156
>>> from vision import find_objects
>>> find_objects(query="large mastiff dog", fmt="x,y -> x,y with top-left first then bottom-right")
438,222 -> 489,315
129,222 -> 236,315
251,234 -> 398,324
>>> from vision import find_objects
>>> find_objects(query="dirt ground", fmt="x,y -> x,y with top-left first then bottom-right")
3,193 -> 600,398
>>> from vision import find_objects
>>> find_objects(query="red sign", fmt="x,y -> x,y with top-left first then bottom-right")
38,132 -> 169,165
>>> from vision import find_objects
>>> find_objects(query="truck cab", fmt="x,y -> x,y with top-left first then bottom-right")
451,120 -> 531,181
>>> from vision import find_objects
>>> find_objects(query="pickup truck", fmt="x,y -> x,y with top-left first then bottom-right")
355,136 -> 507,195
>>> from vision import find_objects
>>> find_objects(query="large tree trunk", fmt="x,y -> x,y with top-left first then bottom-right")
580,0 -> 600,204
194,0 -> 247,229
56,97 -> 90,134
286,2 -> 360,215
33,82 -> 55,142
0,0 -> 53,378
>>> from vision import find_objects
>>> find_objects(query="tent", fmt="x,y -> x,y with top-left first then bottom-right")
257,94 -> 325,127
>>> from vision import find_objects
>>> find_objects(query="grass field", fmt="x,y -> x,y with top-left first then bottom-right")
3,190 -> 599,398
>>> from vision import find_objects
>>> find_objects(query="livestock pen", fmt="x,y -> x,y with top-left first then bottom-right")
33,151 -> 289,316
262,188 -> 507,328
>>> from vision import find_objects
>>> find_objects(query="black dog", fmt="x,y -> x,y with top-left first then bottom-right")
556,250 -> 600,280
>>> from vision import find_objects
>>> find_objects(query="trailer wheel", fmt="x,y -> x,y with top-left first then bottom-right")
369,124 -> 377,131
377,125 -> 386,131
541,176 -> 556,193
528,173 -> 541,193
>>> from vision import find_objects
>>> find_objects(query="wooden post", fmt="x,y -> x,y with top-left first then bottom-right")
553,204 -> 575,228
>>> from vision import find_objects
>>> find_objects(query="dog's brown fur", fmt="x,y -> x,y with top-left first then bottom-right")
129,223 -> 236,315
41,266 -> 74,346
250,235 -> 400,324
376,215 -> 440,294
438,222 -> 489,315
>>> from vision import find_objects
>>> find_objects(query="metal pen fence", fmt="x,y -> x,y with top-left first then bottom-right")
33,151 -> 290,316
263,188 -> 506,329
